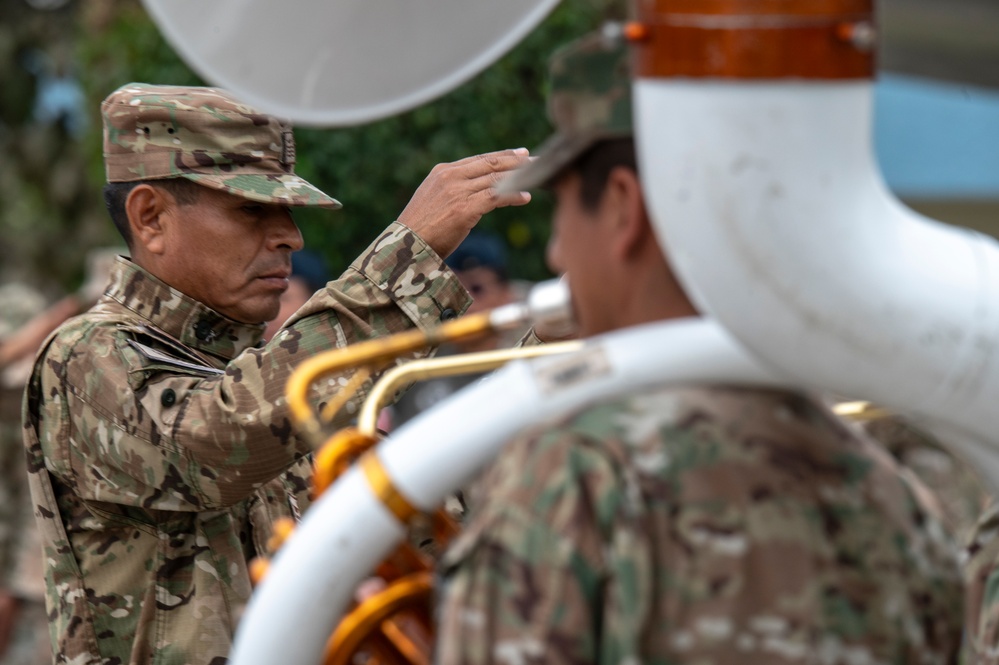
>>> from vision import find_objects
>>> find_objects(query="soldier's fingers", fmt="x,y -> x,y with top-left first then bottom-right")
499,190 -> 532,208
449,147 -> 529,167
469,186 -> 531,212
465,165 -> 533,196
451,149 -> 531,180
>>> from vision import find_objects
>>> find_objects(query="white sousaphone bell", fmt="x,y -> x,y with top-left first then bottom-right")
141,1 -> 999,664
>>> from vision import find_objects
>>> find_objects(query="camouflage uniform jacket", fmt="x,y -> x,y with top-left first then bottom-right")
23,222 -> 469,665
436,385 -> 964,665
861,416 -> 988,543
962,501 -> 999,664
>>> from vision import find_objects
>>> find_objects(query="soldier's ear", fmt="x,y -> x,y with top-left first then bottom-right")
605,166 -> 650,262
126,185 -> 169,256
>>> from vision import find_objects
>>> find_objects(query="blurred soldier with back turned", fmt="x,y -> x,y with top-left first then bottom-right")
0,284 -> 49,665
1,251 -> 120,665
23,83 -> 530,664
434,30 -> 963,665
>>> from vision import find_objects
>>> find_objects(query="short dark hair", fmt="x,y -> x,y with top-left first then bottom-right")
569,137 -> 638,211
102,179 -> 202,248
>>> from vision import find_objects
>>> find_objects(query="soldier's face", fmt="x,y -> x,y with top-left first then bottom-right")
158,188 -> 304,323
546,172 -> 618,337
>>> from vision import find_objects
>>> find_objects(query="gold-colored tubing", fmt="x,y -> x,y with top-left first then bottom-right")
360,452 -> 421,524
325,571 -> 434,665
356,342 -> 585,437
832,400 -> 892,421
286,311 -> 497,447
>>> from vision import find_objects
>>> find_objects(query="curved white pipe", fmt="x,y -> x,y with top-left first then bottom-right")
229,318 -> 786,665
139,0 -> 561,126
636,81 -> 999,489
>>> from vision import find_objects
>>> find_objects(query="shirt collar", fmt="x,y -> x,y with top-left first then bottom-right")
103,256 -> 265,360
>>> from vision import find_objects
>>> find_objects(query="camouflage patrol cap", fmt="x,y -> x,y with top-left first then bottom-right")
498,27 -> 632,194
102,83 -> 341,209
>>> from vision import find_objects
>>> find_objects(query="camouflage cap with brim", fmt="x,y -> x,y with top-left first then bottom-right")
102,83 -> 341,210
497,28 -> 632,195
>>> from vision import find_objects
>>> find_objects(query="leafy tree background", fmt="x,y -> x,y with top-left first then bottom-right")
1,0 -> 624,298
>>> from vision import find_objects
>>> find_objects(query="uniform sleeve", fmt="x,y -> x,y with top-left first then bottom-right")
434,428 -> 619,665
38,223 -> 470,511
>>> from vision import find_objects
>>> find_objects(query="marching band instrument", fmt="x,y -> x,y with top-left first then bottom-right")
632,0 -> 999,489
284,277 -> 573,449
234,318 -> 783,665
139,0 -> 561,126
299,340 -> 585,665
355,342 -> 584,437
249,280 -> 579,664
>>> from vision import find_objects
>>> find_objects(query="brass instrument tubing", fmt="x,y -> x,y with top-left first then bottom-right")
832,400 -> 892,421
356,341 -> 585,437
361,452 -> 420,524
286,312 -> 496,448
318,365 -> 373,424
324,571 -> 434,665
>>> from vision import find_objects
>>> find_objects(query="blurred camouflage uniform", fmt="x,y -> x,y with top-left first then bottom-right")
437,387 -> 964,665
435,31 -> 964,665
861,416 -> 988,541
23,84 -> 469,665
963,501 -> 999,664
0,284 -> 47,582
0,284 -> 49,665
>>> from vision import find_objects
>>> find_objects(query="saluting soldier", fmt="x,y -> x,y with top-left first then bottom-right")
22,83 -> 530,664
434,31 -> 964,665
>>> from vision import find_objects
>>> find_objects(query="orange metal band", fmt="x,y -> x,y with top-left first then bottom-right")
361,453 -> 420,524
325,571 -> 434,665
631,0 -> 875,79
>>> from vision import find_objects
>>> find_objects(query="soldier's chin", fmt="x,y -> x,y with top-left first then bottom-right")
258,302 -> 283,326
231,297 -> 282,326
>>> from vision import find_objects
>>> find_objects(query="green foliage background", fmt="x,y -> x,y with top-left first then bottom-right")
0,0 -> 623,295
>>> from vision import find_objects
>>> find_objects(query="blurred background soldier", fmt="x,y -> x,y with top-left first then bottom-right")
0,250 -> 116,665
0,283 -> 47,665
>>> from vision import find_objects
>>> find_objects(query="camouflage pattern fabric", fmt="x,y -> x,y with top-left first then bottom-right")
102,83 -> 341,209
0,381 -> 49,665
0,380 -> 45,600
498,30 -> 631,195
0,381 -> 31,596
24,222 -> 469,665
436,385 -> 964,665
861,417 -> 989,543
964,501 -> 999,664
546,29 -> 631,137
0,284 -> 50,665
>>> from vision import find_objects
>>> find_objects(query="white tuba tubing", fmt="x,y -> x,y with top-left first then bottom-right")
229,318 -> 785,665
636,80 -> 999,490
